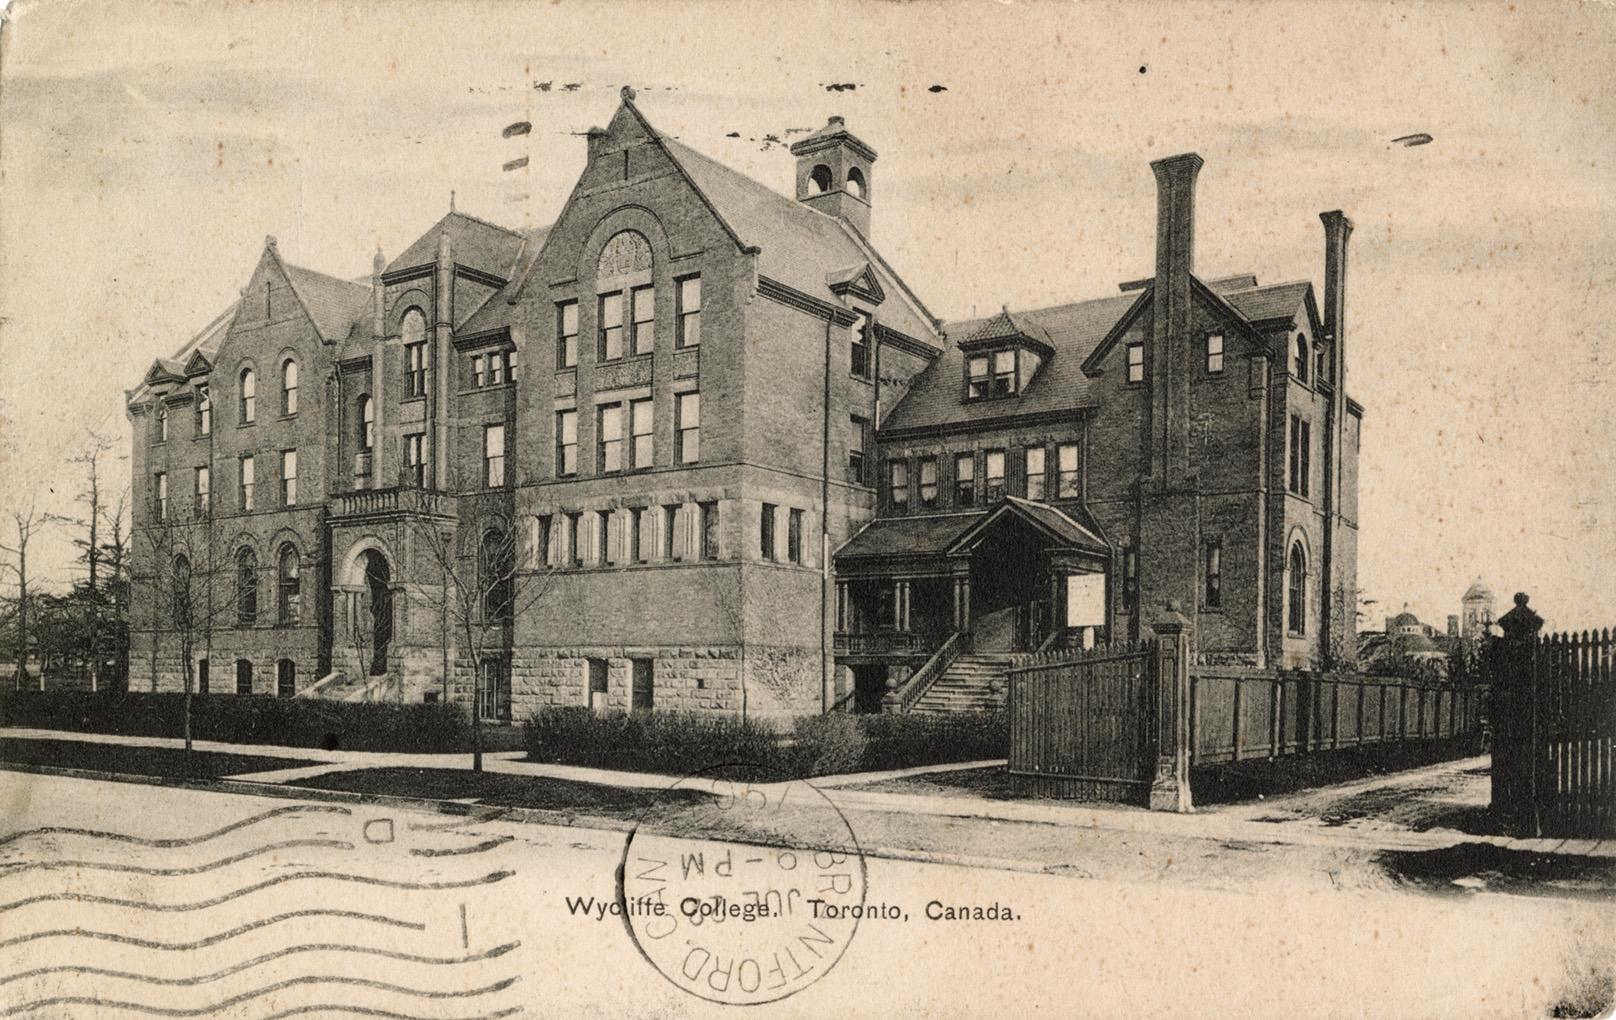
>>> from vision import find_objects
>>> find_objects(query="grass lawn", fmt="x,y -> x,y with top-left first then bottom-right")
291,767 -> 715,821
835,766 -> 1022,799
0,737 -> 315,779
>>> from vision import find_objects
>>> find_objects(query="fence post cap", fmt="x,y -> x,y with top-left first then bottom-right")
1498,592 -> 1543,639
1152,602 -> 1192,636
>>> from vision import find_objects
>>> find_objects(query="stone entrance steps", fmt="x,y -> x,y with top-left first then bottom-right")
911,653 -> 1016,714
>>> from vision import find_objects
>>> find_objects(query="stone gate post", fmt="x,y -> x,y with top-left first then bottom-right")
1493,592 -> 1543,834
1150,602 -> 1194,812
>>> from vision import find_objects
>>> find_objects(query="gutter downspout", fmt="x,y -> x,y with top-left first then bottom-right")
820,312 -> 834,714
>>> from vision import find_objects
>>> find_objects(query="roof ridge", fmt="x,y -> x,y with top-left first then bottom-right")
446,207 -> 526,240
282,259 -> 370,292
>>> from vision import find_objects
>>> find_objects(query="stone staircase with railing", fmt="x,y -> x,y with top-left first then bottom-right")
910,653 -> 1017,714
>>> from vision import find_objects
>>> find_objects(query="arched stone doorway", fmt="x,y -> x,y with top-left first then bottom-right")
334,538 -> 399,681
359,549 -> 393,676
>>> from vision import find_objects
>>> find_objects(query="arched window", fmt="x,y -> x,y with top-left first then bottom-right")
1287,542 -> 1307,635
277,544 -> 301,625
401,308 -> 428,397
845,166 -> 867,199
196,385 -> 212,436
156,403 -> 169,442
1293,334 -> 1309,382
809,164 -> 834,194
358,395 -> 375,451
239,367 -> 256,424
281,357 -> 299,415
481,529 -> 513,621
171,555 -> 192,629
401,307 -> 426,343
236,547 -> 258,626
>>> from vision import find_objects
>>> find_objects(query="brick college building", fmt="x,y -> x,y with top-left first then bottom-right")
126,89 -> 1361,719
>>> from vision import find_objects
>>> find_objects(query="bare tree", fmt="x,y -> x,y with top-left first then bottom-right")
135,501 -> 229,758
46,433 -> 120,690
0,504 -> 47,688
101,491 -> 131,689
410,510 -> 557,771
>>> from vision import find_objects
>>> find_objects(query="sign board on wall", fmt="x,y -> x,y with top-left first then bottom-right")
1065,573 -> 1106,628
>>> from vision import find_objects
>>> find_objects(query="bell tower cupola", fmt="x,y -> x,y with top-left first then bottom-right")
790,115 -> 877,238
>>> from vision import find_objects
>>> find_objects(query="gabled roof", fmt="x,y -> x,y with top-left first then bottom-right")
657,133 -> 939,345
882,276 -> 1317,435
947,497 -> 1109,557
387,210 -> 528,277
280,262 -> 371,343
835,511 -> 986,562
953,306 -> 1055,357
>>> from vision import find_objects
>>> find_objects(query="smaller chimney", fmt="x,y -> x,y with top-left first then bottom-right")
1385,615 -> 1395,634
586,126 -> 609,164
1447,615 -> 1459,637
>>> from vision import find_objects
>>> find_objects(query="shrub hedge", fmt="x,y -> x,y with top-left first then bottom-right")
0,689 -> 471,753
525,706 -> 1008,778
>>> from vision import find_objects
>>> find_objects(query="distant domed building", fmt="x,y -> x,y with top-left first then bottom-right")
1461,579 -> 1495,642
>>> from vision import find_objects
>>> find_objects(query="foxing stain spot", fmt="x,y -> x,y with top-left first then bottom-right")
1139,65 -> 1148,74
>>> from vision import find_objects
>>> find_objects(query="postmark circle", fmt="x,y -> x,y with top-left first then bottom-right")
615,763 -> 868,1006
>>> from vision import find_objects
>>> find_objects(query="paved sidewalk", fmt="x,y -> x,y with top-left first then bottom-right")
3,727 -> 1609,859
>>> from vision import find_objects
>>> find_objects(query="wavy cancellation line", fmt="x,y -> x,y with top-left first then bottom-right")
0,839 -> 354,878
0,974 -> 521,1017
0,940 -> 520,987
410,836 -> 514,857
0,869 -> 514,913
0,806 -> 352,850
407,808 -> 514,832
0,909 -> 425,952
260,1007 -> 521,1020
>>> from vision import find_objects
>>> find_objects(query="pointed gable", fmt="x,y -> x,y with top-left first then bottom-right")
387,210 -> 528,278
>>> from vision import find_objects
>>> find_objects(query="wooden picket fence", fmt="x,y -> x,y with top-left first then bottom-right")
1491,605 -> 1615,838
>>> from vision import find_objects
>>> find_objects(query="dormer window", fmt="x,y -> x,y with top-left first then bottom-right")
965,348 -> 1024,401
851,312 -> 871,380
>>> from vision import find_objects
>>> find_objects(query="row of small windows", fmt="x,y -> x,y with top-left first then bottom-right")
759,503 -> 807,565
152,357 -> 294,442
885,443 -> 1081,510
555,276 -> 701,370
526,501 -> 720,569
556,392 -> 699,478
151,450 -> 298,520
184,658 -> 299,698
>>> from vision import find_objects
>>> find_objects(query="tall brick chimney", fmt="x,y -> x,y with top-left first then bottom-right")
1149,152 -> 1203,483
1320,210 -> 1352,381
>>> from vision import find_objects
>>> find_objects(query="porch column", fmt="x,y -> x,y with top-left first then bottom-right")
952,575 -> 971,633
836,581 -> 850,632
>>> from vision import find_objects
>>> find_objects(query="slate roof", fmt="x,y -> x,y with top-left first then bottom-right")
952,307 -> 1054,352
281,262 -> 371,342
658,135 -> 937,345
882,277 -> 1313,435
387,210 -> 529,278
456,224 -> 553,337
1000,498 -> 1109,554
836,512 -> 986,562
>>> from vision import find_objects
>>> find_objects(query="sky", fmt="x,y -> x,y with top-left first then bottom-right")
1,0 -> 1612,631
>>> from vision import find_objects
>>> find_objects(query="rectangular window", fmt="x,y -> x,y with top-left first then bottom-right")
472,353 -> 486,388
567,512 -> 584,567
404,433 -> 426,487
484,423 -> 506,488
597,403 -> 624,473
156,405 -> 169,443
954,452 -> 975,507
196,387 -> 212,436
1206,333 -> 1225,374
760,503 -> 777,561
598,291 -> 624,362
489,350 -> 507,386
1126,341 -> 1145,384
1204,539 -> 1223,609
676,393 -> 700,464
631,285 -> 655,355
1288,414 -> 1312,497
676,276 -> 702,348
992,349 -> 1016,396
239,455 -> 255,512
405,342 -> 428,398
631,658 -> 654,712
596,510 -> 613,566
630,398 -> 653,469
556,410 -> 578,477
699,500 -> 719,561
193,466 -> 210,519
556,301 -> 579,369
507,349 -> 519,382
966,355 -> 989,400
849,415 -> 869,484
1025,446 -> 1046,500
984,449 -> 1006,501
536,515 -> 554,568
154,472 -> 168,521
918,457 -> 938,508
888,459 -> 909,509
851,313 -> 870,379
1123,547 -> 1139,614
788,508 -> 804,564
663,504 -> 681,561
281,450 -> 298,507
630,507 -> 648,563
1056,443 -> 1079,498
